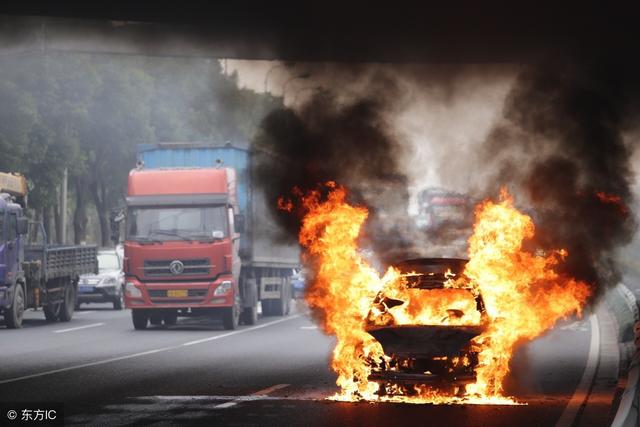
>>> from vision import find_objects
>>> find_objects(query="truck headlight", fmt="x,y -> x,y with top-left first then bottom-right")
214,281 -> 232,296
125,282 -> 142,298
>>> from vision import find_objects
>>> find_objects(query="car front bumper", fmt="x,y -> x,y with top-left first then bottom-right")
77,285 -> 119,303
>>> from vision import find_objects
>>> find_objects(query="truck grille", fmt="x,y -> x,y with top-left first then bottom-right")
143,259 -> 211,276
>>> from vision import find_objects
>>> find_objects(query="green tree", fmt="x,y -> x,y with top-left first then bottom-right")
0,52 -> 280,246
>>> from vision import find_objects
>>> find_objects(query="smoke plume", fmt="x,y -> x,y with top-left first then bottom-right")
253,79 -> 410,259
481,51 -> 639,294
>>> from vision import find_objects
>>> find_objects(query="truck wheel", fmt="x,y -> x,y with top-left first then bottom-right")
222,305 -> 240,330
132,309 -> 149,330
5,284 -> 25,329
113,288 -> 124,310
241,304 -> 258,325
58,283 -> 75,322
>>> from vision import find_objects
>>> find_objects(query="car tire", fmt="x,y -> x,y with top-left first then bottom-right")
113,290 -> 124,310
5,283 -> 25,329
58,283 -> 75,322
132,309 -> 149,330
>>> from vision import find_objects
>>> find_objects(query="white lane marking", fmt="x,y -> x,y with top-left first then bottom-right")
214,384 -> 289,409
137,395 -> 282,402
214,401 -> 238,409
609,284 -> 636,427
0,347 -> 174,385
0,315 -> 301,385
559,321 -> 588,332
300,326 -> 317,330
53,323 -> 105,333
182,315 -> 300,346
251,383 -> 290,396
74,311 -> 95,316
555,314 -> 600,427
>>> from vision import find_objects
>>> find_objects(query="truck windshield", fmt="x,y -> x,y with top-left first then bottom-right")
127,206 -> 228,242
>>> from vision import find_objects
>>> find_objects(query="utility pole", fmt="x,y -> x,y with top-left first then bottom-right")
60,167 -> 68,244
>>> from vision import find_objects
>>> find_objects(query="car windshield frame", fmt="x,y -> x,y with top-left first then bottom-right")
126,205 -> 229,242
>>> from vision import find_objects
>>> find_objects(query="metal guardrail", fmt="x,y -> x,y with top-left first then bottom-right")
611,284 -> 640,427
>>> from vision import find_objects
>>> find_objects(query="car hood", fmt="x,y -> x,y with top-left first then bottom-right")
80,269 -> 120,280
366,324 -> 485,358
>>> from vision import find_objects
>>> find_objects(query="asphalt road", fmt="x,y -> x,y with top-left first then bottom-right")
0,300 -> 622,427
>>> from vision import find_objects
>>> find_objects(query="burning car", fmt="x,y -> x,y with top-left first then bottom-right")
365,258 -> 487,396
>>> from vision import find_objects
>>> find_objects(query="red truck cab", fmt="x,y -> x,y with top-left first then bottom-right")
123,167 -> 243,330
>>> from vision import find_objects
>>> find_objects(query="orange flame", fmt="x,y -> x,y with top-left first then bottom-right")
277,196 -> 294,212
464,189 -> 591,396
298,182 -> 394,399
292,183 -> 591,404
596,191 -> 629,216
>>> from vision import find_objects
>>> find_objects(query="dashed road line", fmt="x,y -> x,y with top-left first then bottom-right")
0,315 -> 301,385
182,315 -> 300,346
53,323 -> 105,333
300,325 -> 318,330
214,384 -> 290,409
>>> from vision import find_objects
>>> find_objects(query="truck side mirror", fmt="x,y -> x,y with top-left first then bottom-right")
17,217 -> 28,235
234,214 -> 245,234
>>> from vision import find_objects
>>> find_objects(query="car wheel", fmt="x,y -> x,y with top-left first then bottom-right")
113,290 -> 124,310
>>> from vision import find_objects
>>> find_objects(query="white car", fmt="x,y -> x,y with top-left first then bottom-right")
76,249 -> 125,310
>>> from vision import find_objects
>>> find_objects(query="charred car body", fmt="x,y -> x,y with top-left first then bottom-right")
366,258 -> 487,395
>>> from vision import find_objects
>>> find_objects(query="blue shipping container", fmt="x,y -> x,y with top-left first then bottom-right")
137,143 -> 250,216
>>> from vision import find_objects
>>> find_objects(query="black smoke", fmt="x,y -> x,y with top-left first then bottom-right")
253,85 -> 411,260
481,51 -> 639,295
